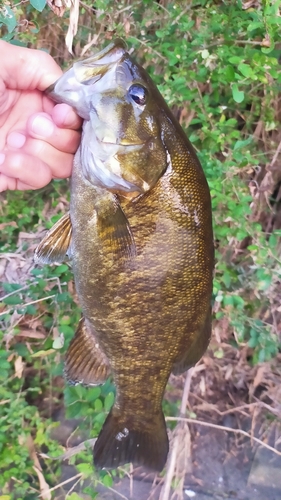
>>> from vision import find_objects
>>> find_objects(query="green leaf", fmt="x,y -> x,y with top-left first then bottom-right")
247,21 -> 264,31
66,402 -> 82,419
228,56 -> 242,64
94,399 -> 103,411
224,65 -> 235,82
238,63 -> 252,78
201,49 -> 209,59
29,0 -> 47,12
104,392 -> 115,412
55,264 -> 69,274
233,137 -> 252,150
102,474 -> 113,487
53,335 -> 64,349
76,463 -> 92,477
59,325 -> 74,336
232,84 -> 244,103
31,349 -> 55,357
2,295 -> 22,305
67,493 -> 84,500
0,6 -> 17,33
87,386 -> 101,402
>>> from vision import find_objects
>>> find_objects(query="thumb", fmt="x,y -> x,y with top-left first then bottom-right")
0,40 -> 63,91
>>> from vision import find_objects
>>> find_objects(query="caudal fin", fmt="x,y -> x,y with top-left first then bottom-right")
93,408 -> 169,472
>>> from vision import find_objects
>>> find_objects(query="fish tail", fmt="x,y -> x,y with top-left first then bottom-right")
93,406 -> 169,472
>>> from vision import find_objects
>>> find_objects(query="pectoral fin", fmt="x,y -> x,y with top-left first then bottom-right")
97,198 -> 136,260
34,212 -> 72,264
65,317 -> 110,386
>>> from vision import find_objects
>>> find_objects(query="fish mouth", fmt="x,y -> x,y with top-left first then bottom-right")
99,140 -> 144,147
45,39 -> 127,116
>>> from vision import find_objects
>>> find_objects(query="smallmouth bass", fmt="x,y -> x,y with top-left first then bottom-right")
35,40 -> 214,472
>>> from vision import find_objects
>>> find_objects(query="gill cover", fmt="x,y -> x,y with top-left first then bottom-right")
46,40 -> 169,196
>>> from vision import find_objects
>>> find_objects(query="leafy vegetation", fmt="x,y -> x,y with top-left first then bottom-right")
1,0 -> 281,498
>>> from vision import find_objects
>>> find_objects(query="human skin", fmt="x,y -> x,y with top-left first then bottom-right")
0,41 -> 82,191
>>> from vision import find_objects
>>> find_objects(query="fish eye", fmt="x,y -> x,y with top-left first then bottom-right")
128,84 -> 147,106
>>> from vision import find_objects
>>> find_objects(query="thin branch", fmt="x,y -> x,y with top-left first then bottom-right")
129,37 -> 167,61
0,295 -> 56,317
95,480 -> 129,500
160,369 -> 194,500
166,417 -> 281,457
39,473 -> 83,497
0,276 -> 63,301
270,138 -> 281,168
40,438 -> 97,461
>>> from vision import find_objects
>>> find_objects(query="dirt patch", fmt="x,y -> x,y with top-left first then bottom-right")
51,339 -> 281,499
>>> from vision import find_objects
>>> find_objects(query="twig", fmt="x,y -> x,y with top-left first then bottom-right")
95,480 -> 129,500
39,473 -> 83,497
130,463 -> 134,499
191,396 -> 264,416
270,138 -> 281,168
0,295 -> 56,317
129,37 -> 167,61
160,369 -> 194,500
1,283 -> 32,301
165,417 -> 281,457
0,276 -> 63,301
160,435 -> 180,500
65,475 -> 83,497
40,438 -> 97,461
180,369 -> 193,415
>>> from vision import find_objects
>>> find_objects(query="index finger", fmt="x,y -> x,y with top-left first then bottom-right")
51,103 -> 83,130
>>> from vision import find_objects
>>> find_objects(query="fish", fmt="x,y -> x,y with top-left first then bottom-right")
35,39 -> 214,472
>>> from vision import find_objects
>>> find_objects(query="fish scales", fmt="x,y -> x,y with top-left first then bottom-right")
35,39 -> 214,472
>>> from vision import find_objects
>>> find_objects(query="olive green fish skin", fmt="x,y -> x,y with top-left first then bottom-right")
42,40 -> 214,471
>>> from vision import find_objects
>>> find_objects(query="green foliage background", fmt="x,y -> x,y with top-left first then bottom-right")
0,0 -> 281,498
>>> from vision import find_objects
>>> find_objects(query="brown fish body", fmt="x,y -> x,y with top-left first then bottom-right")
35,41 -> 214,471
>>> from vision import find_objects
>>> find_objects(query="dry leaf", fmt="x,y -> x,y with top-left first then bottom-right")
14,356 -> 24,378
253,365 -> 266,389
17,329 -> 45,339
0,221 -> 17,230
124,19 -> 131,35
261,34 -> 271,47
46,0 -> 71,17
25,434 -> 51,500
81,33 -> 99,57
199,375 -> 206,396
65,0 -> 80,54
33,466 -> 51,500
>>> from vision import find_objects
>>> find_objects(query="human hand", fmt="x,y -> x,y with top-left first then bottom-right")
0,41 -> 82,191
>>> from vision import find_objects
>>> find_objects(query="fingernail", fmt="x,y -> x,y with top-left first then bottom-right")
7,132 -> 26,148
0,153 -> 5,165
31,115 -> 55,137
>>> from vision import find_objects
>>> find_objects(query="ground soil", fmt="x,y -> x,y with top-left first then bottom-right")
52,339 -> 281,500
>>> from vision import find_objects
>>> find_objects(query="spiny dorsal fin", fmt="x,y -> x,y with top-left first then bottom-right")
34,212 -> 72,264
65,316 -> 110,386
97,198 -> 136,261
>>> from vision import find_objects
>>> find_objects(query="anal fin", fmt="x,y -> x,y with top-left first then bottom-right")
65,317 -> 110,386
34,212 -> 72,264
